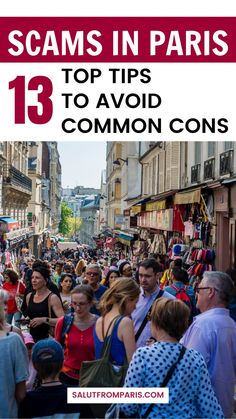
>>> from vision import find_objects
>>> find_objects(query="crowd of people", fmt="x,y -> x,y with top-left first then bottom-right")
0,245 -> 235,418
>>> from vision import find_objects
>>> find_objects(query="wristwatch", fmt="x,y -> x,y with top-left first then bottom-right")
46,317 -> 49,323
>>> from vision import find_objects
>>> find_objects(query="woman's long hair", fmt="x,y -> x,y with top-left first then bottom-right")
3,269 -> 19,285
103,268 -> 120,287
99,277 -> 140,316
75,259 -> 86,276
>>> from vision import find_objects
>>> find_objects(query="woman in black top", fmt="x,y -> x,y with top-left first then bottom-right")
26,260 -> 64,342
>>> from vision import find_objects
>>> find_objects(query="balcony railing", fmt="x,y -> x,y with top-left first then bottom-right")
3,163 -> 32,193
191,164 -> 201,183
204,158 -> 215,180
220,150 -> 234,176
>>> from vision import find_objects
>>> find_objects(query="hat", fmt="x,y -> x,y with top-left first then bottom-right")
32,338 -> 64,364
172,244 -> 182,257
109,266 -> 119,272
22,332 -> 35,346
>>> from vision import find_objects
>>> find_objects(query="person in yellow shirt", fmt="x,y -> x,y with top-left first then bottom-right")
160,258 -> 182,289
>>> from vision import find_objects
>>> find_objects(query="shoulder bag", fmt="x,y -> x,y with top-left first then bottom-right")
79,315 -> 128,388
80,315 -> 128,418
143,345 -> 186,418
135,289 -> 164,342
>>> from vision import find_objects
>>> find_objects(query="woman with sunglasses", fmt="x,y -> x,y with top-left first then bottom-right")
55,284 -> 97,386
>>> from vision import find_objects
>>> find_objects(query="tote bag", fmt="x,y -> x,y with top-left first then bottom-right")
79,316 -> 128,418
79,315 -> 128,388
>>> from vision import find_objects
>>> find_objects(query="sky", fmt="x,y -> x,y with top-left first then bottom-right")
57,142 -> 107,189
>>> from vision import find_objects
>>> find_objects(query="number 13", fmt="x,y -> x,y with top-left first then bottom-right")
9,76 -> 53,124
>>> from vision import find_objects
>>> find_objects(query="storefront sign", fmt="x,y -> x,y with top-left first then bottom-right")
27,212 -> 33,227
115,215 -> 125,225
6,227 -> 32,241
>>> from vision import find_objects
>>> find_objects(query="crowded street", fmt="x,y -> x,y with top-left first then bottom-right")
0,140 -> 235,419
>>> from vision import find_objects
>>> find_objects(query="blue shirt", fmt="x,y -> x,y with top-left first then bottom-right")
90,284 -> 107,315
229,295 -> 236,321
131,287 -> 175,348
94,316 -> 126,365
0,333 -> 29,419
181,308 -> 236,418
121,342 -> 224,418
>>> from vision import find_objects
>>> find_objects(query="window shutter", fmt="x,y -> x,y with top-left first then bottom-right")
170,142 -> 180,190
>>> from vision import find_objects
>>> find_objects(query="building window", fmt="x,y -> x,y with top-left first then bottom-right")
195,143 -> 201,164
208,142 -> 215,158
224,142 -> 234,151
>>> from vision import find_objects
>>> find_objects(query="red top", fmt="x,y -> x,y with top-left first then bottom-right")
55,317 -> 95,379
3,281 -> 25,314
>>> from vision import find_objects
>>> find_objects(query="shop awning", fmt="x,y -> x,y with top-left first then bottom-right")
100,229 -> 113,237
146,200 -> 166,211
0,217 -> 18,223
0,217 -> 19,232
131,206 -> 142,215
114,230 -> 134,246
144,190 -> 177,211
128,196 -> 153,214
202,181 -> 221,189
222,176 -> 236,185
118,232 -> 134,241
174,188 -> 201,205
151,190 -> 177,201
6,228 -> 30,243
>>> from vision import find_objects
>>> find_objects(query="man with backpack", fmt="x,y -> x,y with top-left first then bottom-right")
164,267 -> 197,322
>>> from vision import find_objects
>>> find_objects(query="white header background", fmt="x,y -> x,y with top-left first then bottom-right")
2,1 -> 235,16
1,1 -> 235,141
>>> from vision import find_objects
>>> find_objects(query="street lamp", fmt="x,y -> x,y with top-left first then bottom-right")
36,182 -> 46,188
113,158 -> 128,165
